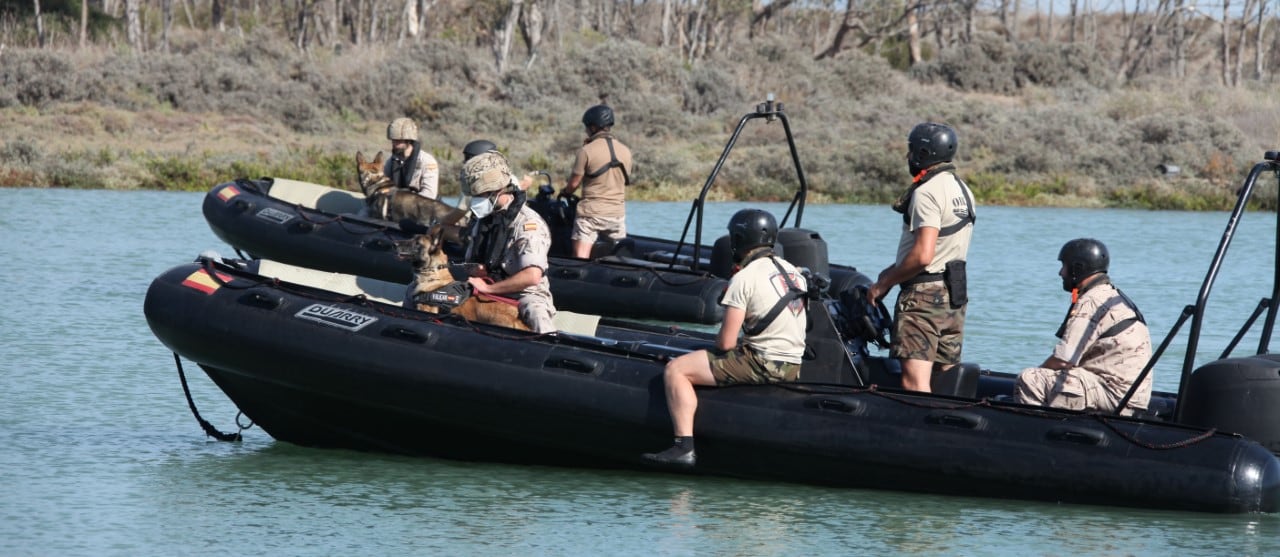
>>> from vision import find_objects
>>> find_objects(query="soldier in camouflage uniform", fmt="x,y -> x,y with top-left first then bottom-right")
868,123 -> 976,393
1015,239 -> 1152,415
461,152 -> 556,333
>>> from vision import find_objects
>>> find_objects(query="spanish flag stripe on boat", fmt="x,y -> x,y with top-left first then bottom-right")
181,269 -> 232,295
216,185 -> 241,202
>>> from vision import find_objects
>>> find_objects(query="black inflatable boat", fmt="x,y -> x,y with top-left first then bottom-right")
202,99 -> 870,324
148,152 -> 1280,513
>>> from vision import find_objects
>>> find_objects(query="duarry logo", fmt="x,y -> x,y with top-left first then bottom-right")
295,304 -> 378,332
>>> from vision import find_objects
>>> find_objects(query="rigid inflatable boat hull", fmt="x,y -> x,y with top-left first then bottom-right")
145,261 -> 1280,513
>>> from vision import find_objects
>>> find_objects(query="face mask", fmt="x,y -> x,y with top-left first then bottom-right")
469,195 -> 495,219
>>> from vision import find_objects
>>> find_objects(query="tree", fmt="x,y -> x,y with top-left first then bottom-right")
126,0 -> 143,51
33,0 -> 45,48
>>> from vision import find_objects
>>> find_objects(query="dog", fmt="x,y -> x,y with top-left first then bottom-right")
356,150 -> 471,230
402,224 -> 530,331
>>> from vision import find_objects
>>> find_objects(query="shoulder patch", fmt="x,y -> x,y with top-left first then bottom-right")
524,222 -> 538,231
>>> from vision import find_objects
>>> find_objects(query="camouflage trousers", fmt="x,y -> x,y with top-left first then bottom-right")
891,281 -> 965,365
708,345 -> 801,386
1014,367 -> 1139,415
518,293 -> 557,333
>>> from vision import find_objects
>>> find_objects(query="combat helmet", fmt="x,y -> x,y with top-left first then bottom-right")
463,139 -> 497,161
463,152 -> 514,196
907,122 -> 957,175
387,117 -> 419,142
728,209 -> 778,263
582,105 -> 615,129
1058,238 -> 1109,291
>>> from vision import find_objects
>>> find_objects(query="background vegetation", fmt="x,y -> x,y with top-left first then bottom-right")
1,0 -> 1278,209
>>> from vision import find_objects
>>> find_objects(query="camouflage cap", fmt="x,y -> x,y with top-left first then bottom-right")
463,151 -> 512,196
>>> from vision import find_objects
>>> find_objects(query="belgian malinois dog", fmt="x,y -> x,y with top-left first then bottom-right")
357,150 -> 470,230
403,225 -> 530,331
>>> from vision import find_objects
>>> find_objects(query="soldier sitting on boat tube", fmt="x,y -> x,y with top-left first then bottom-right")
460,151 -> 558,333
1014,238 -> 1154,415
643,209 -> 807,468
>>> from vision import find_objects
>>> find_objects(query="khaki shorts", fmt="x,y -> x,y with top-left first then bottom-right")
571,214 -> 626,245
708,346 -> 800,386
891,281 -> 965,365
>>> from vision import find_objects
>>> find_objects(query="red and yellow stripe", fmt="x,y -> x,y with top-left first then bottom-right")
216,185 -> 241,202
181,269 -> 233,295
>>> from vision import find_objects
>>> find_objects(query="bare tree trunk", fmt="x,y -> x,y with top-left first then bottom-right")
1255,0 -> 1269,80
398,0 -> 418,46
521,0 -> 544,69
495,0 -> 522,73
126,0 -> 143,50
1047,0 -> 1054,41
296,0 -> 313,50
1172,0 -> 1186,78
331,0 -> 341,42
661,0 -> 672,47
1010,0 -> 1020,41
162,0 -> 173,53
369,0 -> 381,43
33,0 -> 45,48
750,0 -> 794,38
80,0 -> 89,49
908,3 -> 922,64
181,0 -> 195,28
213,0 -> 225,32
1068,0 -> 1077,42
1232,0 -> 1256,85
1221,0 -> 1232,86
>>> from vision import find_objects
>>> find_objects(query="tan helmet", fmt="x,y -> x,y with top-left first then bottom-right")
387,117 -> 419,142
463,152 -> 513,196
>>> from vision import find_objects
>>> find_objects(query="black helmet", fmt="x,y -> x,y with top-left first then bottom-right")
463,139 -> 497,161
1058,238 -> 1109,291
582,105 -> 615,129
907,122 -> 958,175
728,209 -> 778,263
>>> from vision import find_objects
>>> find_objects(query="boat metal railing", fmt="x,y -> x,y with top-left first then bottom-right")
670,95 -> 810,272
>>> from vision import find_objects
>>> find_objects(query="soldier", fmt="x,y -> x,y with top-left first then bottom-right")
643,209 -> 807,468
868,122 -> 976,393
560,103 -> 633,259
385,117 -> 440,199
460,152 -> 557,333
1014,239 -> 1153,415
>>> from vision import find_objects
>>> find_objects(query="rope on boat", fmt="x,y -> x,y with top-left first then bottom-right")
173,352 -> 244,442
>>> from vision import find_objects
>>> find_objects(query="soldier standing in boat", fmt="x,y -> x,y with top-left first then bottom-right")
1014,239 -> 1153,415
385,117 -> 441,199
643,209 -> 808,467
559,101 -> 633,259
460,151 -> 557,333
868,122 -> 976,393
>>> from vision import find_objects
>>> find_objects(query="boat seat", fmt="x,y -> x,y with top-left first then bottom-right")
256,259 -> 405,305
267,178 -> 366,214
553,311 -> 600,337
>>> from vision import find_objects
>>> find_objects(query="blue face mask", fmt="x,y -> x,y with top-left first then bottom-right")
469,195 -> 495,219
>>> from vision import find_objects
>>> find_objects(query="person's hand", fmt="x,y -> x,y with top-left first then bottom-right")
467,276 -> 492,294
867,281 -> 887,302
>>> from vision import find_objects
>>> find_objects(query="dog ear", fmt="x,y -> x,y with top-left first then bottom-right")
374,151 -> 385,165
357,151 -> 367,165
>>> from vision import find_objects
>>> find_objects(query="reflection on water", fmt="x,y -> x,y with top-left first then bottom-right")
2,189 -> 1279,556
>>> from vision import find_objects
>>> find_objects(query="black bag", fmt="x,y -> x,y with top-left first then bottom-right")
944,260 -> 967,309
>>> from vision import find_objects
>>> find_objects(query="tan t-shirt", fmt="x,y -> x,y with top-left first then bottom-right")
571,133 -> 632,218
721,255 -> 807,364
1053,282 -> 1153,410
895,171 -> 974,273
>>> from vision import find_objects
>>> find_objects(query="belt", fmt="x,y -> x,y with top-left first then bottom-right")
901,272 -> 944,286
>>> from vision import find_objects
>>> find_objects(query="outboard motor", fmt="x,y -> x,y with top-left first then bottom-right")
1180,354 -> 1280,453
528,183 -> 576,257
777,228 -> 829,278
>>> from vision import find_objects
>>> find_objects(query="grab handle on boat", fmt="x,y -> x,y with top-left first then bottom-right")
364,238 -> 394,251
544,357 -> 600,374
1047,426 -> 1107,446
805,397 -> 865,415
612,275 -> 643,288
238,292 -> 283,309
553,267 -> 586,280
381,325 -> 432,344
925,410 -> 987,430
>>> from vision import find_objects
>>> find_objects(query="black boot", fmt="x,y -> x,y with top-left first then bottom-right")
643,436 -> 696,468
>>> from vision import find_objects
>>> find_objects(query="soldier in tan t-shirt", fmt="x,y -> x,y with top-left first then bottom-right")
868,122 -> 976,393
560,104 -> 633,259
1015,239 -> 1153,415
643,209 -> 806,468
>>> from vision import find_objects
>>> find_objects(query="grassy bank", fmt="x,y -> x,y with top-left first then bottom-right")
1,31 -> 1276,211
